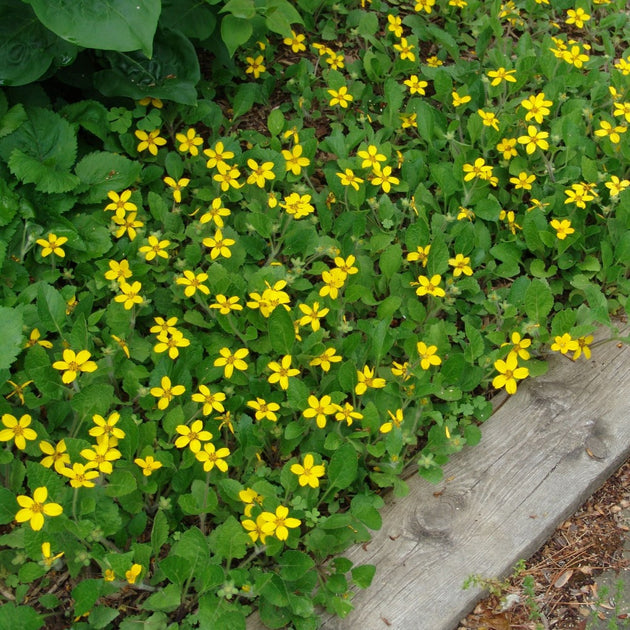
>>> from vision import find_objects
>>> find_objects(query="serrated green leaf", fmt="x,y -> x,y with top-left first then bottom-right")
75,152 -> 142,203
351,564 -> 376,589
279,550 -> 315,581
0,306 -> 23,370
143,583 -> 181,612
105,470 -> 137,498
37,284 -> 66,332
208,515 -> 249,561
151,510 -> 169,555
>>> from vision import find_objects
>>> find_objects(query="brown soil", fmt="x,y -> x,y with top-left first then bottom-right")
458,459 -> 630,630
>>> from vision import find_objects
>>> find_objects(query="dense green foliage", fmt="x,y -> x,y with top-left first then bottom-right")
0,0 -> 629,628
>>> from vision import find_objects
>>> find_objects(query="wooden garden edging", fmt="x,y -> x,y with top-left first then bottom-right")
249,328 -> 630,630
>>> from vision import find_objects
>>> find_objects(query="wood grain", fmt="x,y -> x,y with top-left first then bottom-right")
249,330 -> 630,630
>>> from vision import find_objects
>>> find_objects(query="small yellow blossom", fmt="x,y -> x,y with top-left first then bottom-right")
175,419 -> 212,452
214,347 -> 249,378
134,455 -> 163,476
150,376 -> 186,410
0,413 -> 37,450
52,349 -> 97,383
303,394 -> 338,428
135,129 -> 166,155
176,128 -> 203,156
247,398 -> 280,422
36,233 -> 68,258
139,235 -> 170,261
309,347 -> 342,372
328,86 -> 353,108
259,506 -> 301,541
416,342 -> 442,370
550,218 -> 575,240
192,385 -> 226,415
448,253 -> 473,277
492,354 -> 529,394
268,355 -> 300,390
245,55 -> 266,79
15,487 -> 63,531
380,408 -> 403,434
550,333 -> 579,354
114,280 -> 143,310
200,198 -> 231,227
355,366 -> 386,395
452,91 -> 471,107
125,564 -> 142,585
487,67 -> 516,86
413,274 -> 446,298
291,454 -> 325,488
195,442 -> 231,472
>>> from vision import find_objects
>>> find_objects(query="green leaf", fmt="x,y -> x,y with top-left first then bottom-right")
161,0 -> 217,39
0,487 -> 16,524
279,550 -> 315,581
94,29 -> 200,106
0,306 -> 23,371
105,470 -> 137,498
232,83 -> 259,120
221,14 -> 253,57
268,305 -> 295,354
75,152 -> 142,203
208,515 -> 249,561
265,0 -> 304,37
351,564 -> 376,589
72,384 -> 114,417
143,583 -> 181,612
160,555 -> 193,586
267,109 -> 285,136
37,283 -> 66,332
0,602 -> 44,630
0,0 -> 77,87
328,443 -> 358,490
29,0 -> 160,57
72,579 -> 111,617
86,606 -> 119,629
524,279 -> 553,324
151,510 -> 169,555
0,103 -> 27,139
379,243 -> 402,279
1,108 -> 79,193
350,495 -> 382,530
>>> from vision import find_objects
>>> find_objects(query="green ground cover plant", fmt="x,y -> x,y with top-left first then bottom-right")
1,0 -> 629,628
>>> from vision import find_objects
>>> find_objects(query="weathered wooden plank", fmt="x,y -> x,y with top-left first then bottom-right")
248,330 -> 630,630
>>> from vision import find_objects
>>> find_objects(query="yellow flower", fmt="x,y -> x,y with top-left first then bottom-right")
510,172 -> 536,191
500,210 -> 521,234
242,514 -> 270,543
380,408 -> 403,434
594,120 -> 627,144
52,349 -> 97,384
391,361 -> 411,381
154,330 -> 190,360
125,564 -> 142,585
282,144 -> 310,175
103,569 -> 116,582
163,176 -> 190,203
25,328 -> 53,349
448,253 -> 473,277
245,55 -> 266,79
112,334 -> 130,358
134,455 -> 163,476
357,146 -> 387,171
334,255 -> 358,275
371,165 -> 400,193
492,354 -> 529,394
36,233 -> 68,258
336,168 -> 364,190
303,394 -> 338,428
259,505 -> 301,541
61,462 -> 99,488
496,137 -> 518,160
564,183 -> 594,208
573,335 -> 594,360
280,192 -> 315,219
613,102 -> 630,123
517,125 -> 549,154
192,385 -> 226,415
150,376 -> 186,410
150,316 -> 178,335
413,274 -> 445,297
114,280 -> 143,310
0,413 -> 37,450
452,91 -> 471,107
104,189 -> 136,214
426,56 -> 442,67
291,454 -> 325,488
214,347 -> 249,378
267,355 -> 300,390
403,75 -> 428,95
112,211 -> 143,240
104,259 -> 132,283
501,332 -> 531,361
200,197 -> 231,227
139,235 -> 170,261
204,141 -> 235,170
209,294 -> 242,314
195,442 -> 230,472
175,128 -> 203,156
457,206 -> 475,221
477,109 -> 500,131
355,366 -> 386,395
137,96 -> 163,108
246,159 -> 275,188
41,542 -> 64,568
319,267 -> 347,299
463,157 -> 492,182
550,218 -> 575,240
213,165 -> 242,191
416,342 -> 442,370
202,229 -> 235,259
297,302 -> 330,332
393,37 -> 415,61
550,333 -> 579,355
328,86 -> 353,108
176,270 -> 210,297
400,112 -> 418,129
566,7 -> 590,28
334,402 -> 363,426
15,487 -> 63,531
80,442 -> 121,475
487,67 -> 516,86
247,397 -> 280,422
89,412 -> 125,443
5,379 -> 33,405
309,347 -> 342,372
562,45 -> 589,68
414,0 -> 435,13
39,440 -> 70,473
283,30 -> 306,52
387,14 -> 403,37
175,419 -> 212,452
605,175 -> 630,197
520,93 -> 553,124
407,244 -> 431,266
135,129 -> 166,155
